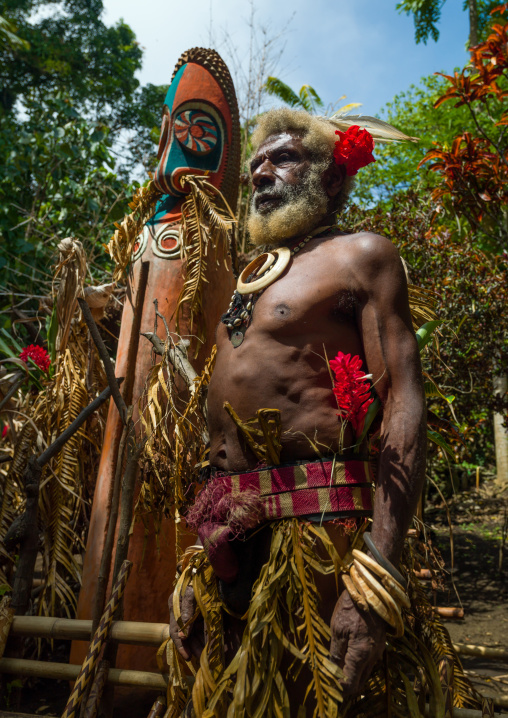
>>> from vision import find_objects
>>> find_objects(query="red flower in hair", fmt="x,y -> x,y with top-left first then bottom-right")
19,344 -> 51,373
329,351 -> 374,434
333,125 -> 376,176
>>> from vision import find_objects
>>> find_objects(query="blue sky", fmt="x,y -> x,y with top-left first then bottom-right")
103,0 -> 470,118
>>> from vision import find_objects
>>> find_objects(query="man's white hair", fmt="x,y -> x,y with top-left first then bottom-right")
251,108 -> 336,162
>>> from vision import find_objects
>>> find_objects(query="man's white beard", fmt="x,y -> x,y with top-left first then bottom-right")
247,164 -> 329,248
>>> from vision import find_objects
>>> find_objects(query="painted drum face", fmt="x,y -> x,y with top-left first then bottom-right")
174,109 -> 219,155
145,48 -> 239,232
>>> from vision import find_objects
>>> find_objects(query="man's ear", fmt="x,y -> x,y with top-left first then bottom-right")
323,162 -> 346,198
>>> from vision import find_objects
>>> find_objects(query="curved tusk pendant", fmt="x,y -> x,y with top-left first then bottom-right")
236,247 -> 291,295
256,252 -> 275,276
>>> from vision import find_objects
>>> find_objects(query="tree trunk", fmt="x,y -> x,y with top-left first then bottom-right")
468,0 -> 479,47
493,373 -> 508,490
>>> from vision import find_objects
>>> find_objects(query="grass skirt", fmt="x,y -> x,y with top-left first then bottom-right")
166,519 -> 492,718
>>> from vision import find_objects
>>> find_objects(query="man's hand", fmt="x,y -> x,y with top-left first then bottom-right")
168,584 -> 205,661
330,590 -> 386,697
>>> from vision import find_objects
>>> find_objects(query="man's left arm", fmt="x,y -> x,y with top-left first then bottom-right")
357,234 -> 426,563
330,233 -> 426,694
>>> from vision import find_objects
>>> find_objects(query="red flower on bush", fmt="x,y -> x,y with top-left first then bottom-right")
333,125 -> 376,176
329,351 -> 374,434
19,344 -> 51,373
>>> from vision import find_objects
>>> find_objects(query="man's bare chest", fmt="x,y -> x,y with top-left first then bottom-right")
248,248 -> 357,337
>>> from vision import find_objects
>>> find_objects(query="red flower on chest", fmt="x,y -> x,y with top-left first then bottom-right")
329,351 -> 374,434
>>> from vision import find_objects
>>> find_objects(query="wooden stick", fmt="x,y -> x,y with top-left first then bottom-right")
0,658 -> 167,691
82,659 -> 110,718
414,568 -> 433,580
77,297 -> 128,426
8,457 -> 41,615
0,373 -> 25,414
146,696 -> 166,718
36,380 -> 123,468
61,560 -> 133,718
436,607 -> 464,619
122,262 -> 149,407
90,420 -> 131,634
9,617 -> 169,646
453,643 -> 508,661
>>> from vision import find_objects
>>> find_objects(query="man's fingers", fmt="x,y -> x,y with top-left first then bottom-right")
169,611 -> 191,660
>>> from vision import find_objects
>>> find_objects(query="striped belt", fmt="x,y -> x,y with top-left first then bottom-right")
213,457 -> 375,520
188,457 -> 375,583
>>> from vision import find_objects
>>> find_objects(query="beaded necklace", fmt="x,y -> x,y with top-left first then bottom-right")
221,225 -> 335,347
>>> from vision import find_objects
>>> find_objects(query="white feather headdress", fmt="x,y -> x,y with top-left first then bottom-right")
324,111 -> 419,144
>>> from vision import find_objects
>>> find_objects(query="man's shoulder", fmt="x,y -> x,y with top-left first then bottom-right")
328,229 -> 401,267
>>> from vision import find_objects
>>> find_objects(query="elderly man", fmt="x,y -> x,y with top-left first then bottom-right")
169,108 -> 427,716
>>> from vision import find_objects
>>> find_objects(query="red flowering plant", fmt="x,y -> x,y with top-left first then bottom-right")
19,344 -> 51,374
329,351 -> 374,449
333,125 -> 376,176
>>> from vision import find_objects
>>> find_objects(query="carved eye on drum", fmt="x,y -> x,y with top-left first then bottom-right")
132,227 -> 149,262
174,110 -> 218,155
151,228 -> 181,260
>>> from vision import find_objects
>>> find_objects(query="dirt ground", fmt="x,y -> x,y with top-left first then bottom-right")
425,481 -> 508,710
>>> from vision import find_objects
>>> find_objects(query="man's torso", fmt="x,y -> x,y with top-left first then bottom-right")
208,231 -> 373,472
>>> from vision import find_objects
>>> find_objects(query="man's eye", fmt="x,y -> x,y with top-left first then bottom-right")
277,153 -> 291,162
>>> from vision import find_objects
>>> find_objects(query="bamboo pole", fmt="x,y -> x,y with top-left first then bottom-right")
453,643 -> 508,661
436,607 -> 464,619
425,708 -> 507,718
0,658 -> 167,690
9,616 -> 169,646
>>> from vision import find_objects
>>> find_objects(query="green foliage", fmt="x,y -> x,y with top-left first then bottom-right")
0,0 -> 166,348
264,77 -> 324,114
0,13 -> 29,50
0,93 -> 132,301
353,72 -> 506,213
396,0 -> 501,45
397,0 -> 442,44
347,191 -> 508,468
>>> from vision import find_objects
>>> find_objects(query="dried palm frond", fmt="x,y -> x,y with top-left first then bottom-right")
54,237 -> 87,353
407,284 -> 439,332
185,519 -> 345,718
107,180 -> 162,283
175,175 -> 236,349
136,342 -> 216,537
0,238 -> 108,617
0,420 -> 34,585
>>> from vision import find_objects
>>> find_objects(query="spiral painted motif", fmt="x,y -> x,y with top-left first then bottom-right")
174,110 -> 218,154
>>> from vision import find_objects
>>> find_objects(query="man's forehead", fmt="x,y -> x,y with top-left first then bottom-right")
254,131 -> 305,156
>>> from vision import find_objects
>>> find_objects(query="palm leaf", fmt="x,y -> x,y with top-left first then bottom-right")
264,77 -> 301,108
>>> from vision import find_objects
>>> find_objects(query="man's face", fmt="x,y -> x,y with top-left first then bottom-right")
249,132 -> 312,216
247,131 -> 329,247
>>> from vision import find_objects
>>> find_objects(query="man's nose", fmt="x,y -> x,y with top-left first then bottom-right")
252,159 -> 276,189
